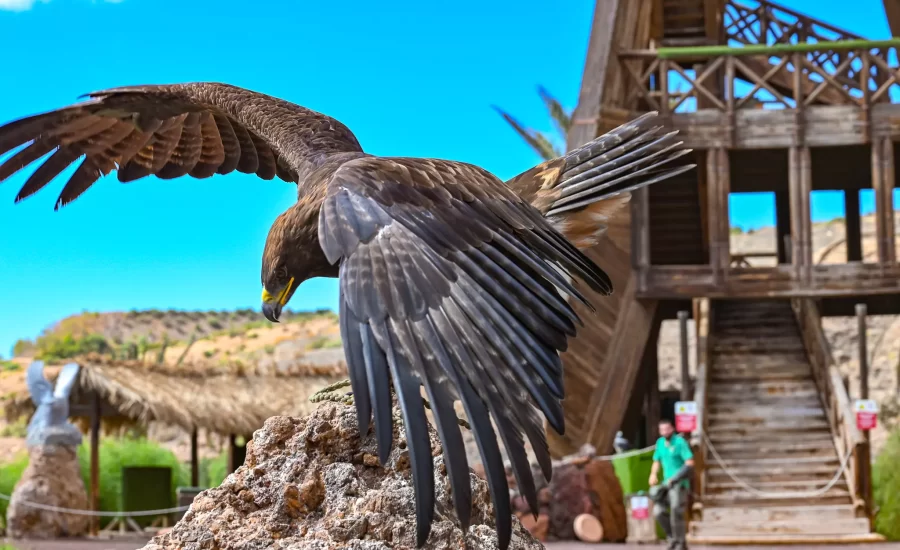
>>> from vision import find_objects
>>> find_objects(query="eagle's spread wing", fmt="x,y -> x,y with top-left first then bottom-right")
318,157 -> 611,549
26,360 -> 52,406
0,82 -> 363,208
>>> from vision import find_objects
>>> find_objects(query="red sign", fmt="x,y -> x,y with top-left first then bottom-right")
631,496 -> 650,519
855,400 -> 878,431
674,401 -> 698,433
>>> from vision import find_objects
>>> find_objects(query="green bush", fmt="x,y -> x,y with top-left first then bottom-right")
874,428 -> 900,540
0,452 -> 29,521
35,333 -> 111,362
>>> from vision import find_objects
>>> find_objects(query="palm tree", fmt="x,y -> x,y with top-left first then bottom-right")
494,86 -> 573,161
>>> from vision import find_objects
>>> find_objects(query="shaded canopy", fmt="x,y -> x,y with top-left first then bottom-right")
3,355 -> 344,436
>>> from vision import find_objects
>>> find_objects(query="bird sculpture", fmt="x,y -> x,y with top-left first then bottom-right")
25,360 -> 82,448
0,83 -> 694,549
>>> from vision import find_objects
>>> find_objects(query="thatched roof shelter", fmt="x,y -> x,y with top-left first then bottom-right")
4,354 -> 345,436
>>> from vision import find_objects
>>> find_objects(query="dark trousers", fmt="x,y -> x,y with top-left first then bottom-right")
654,483 -> 688,549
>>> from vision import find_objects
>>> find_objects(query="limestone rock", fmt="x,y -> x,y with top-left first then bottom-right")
141,402 -> 542,550
6,444 -> 90,539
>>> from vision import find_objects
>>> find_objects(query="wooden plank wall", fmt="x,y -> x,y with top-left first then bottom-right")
551,0 -> 658,457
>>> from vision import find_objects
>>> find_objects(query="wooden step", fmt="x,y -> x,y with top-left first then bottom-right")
708,439 -> 835,455
708,419 -> 831,435
690,518 -> 871,537
708,393 -> 821,406
706,479 -> 848,494
708,380 -> 819,395
708,405 -> 826,419
701,504 -> 859,523
706,466 -> 841,483
703,490 -> 852,507
710,371 -> 813,383
687,533 -> 884,545
706,430 -> 831,444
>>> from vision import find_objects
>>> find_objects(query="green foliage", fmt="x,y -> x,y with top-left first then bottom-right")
11,339 -> 35,357
35,333 -> 111,362
0,438 -> 234,530
874,428 -> 900,540
307,336 -> 342,350
0,417 -> 27,437
0,452 -> 28,521
494,86 -> 573,161
74,438 -> 190,526
0,359 -> 20,372
730,226 -> 745,235
200,452 -> 228,488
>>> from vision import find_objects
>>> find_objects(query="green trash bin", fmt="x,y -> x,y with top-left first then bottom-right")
611,448 -> 665,540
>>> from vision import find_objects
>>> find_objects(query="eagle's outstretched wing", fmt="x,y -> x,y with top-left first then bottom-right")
0,82 -> 363,208
318,157 -> 611,549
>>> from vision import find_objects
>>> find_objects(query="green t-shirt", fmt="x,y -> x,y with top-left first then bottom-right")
653,434 -> 693,488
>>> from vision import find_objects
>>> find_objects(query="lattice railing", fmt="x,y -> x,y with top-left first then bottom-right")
620,41 -> 900,113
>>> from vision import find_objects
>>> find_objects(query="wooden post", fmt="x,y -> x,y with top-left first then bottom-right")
789,147 -> 812,284
775,190 -> 792,264
857,303 -> 869,401
707,149 -> 731,284
632,186 -> 651,292
873,137 -> 896,265
227,434 -> 237,474
854,301 -> 874,522
846,189 -> 863,262
644,321 -> 662,444
678,310 -> 692,400
190,427 -> 199,487
90,394 -> 101,536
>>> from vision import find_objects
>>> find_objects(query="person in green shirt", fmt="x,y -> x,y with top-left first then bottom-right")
649,418 -> 694,550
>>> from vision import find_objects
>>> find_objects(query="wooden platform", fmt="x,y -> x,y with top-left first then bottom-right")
689,300 -> 878,543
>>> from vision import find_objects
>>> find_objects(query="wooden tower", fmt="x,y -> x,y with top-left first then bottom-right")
559,0 -> 898,542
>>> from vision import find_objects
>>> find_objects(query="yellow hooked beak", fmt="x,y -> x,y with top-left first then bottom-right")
261,277 -> 295,322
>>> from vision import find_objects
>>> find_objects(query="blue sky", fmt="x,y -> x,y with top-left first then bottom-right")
0,0 -> 893,356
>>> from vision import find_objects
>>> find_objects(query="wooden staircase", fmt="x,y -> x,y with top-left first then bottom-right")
689,299 -> 880,543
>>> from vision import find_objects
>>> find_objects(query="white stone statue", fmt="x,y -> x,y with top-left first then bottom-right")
25,360 -> 83,448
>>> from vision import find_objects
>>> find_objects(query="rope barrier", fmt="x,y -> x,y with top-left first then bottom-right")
593,444 -> 655,461
702,432 -> 854,499
0,492 -> 190,517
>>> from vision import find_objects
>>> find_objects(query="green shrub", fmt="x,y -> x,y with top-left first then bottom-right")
200,452 -> 228,488
35,333 -> 111,362
874,428 -> 900,540
0,452 -> 28,521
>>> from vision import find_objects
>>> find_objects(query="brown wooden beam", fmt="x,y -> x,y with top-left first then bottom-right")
789,146 -> 812,283
846,189 -> 863,262
633,186 -> 651,292
706,149 -> 731,284
775,190 -> 792,264
190,427 -> 199,487
678,310 -> 692,400
644,310 -> 663,444
89,394 -> 100,536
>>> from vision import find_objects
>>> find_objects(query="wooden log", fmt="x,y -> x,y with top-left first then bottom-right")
776,190 -> 792,264
856,303 -> 869,401
574,513 -> 604,542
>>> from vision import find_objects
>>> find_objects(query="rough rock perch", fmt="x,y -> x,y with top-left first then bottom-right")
140,402 -> 542,550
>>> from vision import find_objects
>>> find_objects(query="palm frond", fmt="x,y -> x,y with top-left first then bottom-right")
537,86 -> 572,137
492,105 -> 559,161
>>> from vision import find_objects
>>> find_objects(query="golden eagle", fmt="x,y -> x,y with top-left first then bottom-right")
0,83 -> 693,549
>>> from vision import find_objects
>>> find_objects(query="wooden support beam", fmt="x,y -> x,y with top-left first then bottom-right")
190,427 -> 199,487
706,149 -> 731,284
678,310 -> 692,400
789,147 -> 812,283
846,189 -> 863,262
633,186 -> 651,292
874,138 -> 896,265
775,190 -> 792,264
90,394 -> 100,536
644,311 -> 663,444
857,303 -> 869,401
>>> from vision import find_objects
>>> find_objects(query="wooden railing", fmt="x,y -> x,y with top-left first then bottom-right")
725,0 -> 863,48
690,298 -> 712,510
620,40 -> 900,115
791,298 -> 872,518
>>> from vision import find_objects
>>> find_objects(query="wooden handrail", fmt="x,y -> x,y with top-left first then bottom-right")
791,298 -> 870,515
620,39 -> 900,59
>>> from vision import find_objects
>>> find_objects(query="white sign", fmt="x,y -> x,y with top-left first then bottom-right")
674,401 -> 697,415
855,399 -> 878,413
674,401 -> 698,432
631,496 -> 650,519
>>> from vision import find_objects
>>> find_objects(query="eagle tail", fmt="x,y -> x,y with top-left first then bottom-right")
544,111 -> 695,249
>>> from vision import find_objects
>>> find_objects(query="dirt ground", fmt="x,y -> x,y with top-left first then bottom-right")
6,538 -> 900,550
